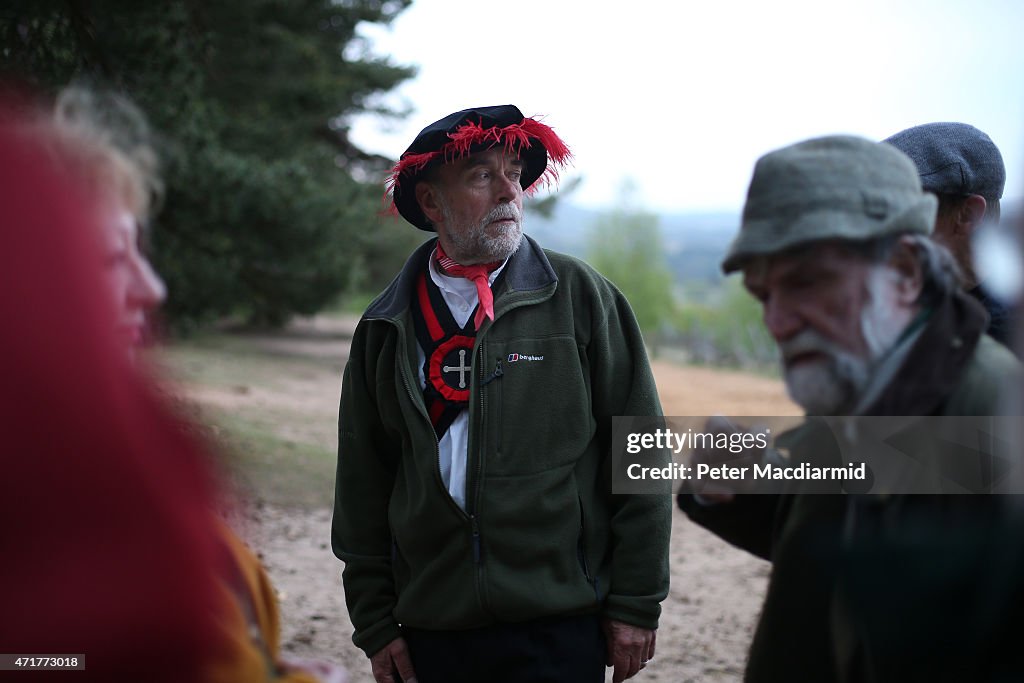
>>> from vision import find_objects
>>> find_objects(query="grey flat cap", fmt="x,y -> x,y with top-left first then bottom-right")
723,135 -> 937,273
884,122 -> 1005,199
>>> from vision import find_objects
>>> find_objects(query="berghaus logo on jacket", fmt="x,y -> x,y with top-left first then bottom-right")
507,353 -> 544,363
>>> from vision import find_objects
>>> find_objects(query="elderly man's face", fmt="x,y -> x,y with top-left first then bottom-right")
416,148 -> 525,265
743,242 -> 912,414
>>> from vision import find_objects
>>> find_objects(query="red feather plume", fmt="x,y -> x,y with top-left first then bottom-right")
385,114 -> 573,212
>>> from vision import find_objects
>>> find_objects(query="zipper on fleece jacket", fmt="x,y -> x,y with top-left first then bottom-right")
470,514 -> 482,564
469,345 -> 504,516
466,341 -> 506,614
389,321 -> 498,622
469,343 -> 489,608
396,321 -> 498,616
480,359 -> 503,386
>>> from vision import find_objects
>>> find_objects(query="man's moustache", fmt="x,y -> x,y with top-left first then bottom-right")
486,205 -> 521,222
779,331 -> 838,365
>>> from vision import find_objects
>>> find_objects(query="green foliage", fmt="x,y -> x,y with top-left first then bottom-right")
159,148 -> 347,326
1,0 -> 415,329
586,181 -> 676,339
525,175 -> 583,219
669,277 -> 778,371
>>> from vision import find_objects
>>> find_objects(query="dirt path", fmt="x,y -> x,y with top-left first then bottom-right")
245,502 -> 772,683
650,360 -> 801,417
177,321 -> 799,682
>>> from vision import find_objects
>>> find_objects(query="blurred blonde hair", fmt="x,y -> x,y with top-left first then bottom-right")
46,86 -> 163,224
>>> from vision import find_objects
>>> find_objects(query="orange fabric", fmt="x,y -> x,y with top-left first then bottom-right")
207,523 -> 320,683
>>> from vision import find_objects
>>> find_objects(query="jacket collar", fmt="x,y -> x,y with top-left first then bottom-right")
862,289 -> 988,416
364,233 -> 558,322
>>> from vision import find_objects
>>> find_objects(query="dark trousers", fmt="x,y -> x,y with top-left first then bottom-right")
399,614 -> 606,683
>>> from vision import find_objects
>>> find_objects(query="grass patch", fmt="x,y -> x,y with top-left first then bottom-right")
210,410 -> 336,509
157,329 -> 343,511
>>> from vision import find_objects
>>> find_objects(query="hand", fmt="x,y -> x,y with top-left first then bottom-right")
602,619 -> 656,683
278,653 -> 349,683
689,415 -> 766,502
369,637 -> 417,683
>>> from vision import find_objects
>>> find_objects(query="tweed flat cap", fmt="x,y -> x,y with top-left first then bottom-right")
884,122 -> 1005,200
722,135 -> 937,273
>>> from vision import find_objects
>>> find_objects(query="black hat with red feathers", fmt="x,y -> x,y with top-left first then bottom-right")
387,104 -> 572,231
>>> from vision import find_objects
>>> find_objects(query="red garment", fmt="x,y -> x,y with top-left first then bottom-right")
0,119 -> 221,681
434,243 -> 501,330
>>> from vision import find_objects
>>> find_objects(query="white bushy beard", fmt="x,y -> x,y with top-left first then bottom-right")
781,266 -> 907,415
781,334 -> 869,416
439,197 -> 523,264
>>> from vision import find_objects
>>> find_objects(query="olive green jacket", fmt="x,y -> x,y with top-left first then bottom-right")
332,236 -> 671,657
681,289 -> 1022,682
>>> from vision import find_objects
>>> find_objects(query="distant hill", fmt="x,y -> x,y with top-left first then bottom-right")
527,198 -> 1024,287
525,202 -> 739,284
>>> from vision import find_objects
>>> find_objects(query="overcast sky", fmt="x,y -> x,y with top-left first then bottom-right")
348,0 -> 1024,215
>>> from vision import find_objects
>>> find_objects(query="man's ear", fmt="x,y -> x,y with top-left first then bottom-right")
415,182 -> 445,226
955,194 -> 988,237
888,236 -> 925,305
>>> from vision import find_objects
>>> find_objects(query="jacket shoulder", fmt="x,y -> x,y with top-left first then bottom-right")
541,248 -> 623,298
945,335 -> 1022,415
542,248 -> 599,276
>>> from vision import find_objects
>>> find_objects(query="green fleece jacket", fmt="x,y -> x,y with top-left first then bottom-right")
332,235 -> 671,657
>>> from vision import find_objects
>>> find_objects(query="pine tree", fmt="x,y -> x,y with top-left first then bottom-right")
1,0 -> 419,327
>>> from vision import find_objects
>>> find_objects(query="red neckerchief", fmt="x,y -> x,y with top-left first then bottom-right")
434,243 -> 502,331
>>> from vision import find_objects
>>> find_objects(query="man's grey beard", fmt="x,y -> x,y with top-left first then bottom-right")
780,267 -> 907,415
780,332 -> 870,415
438,197 -> 523,264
